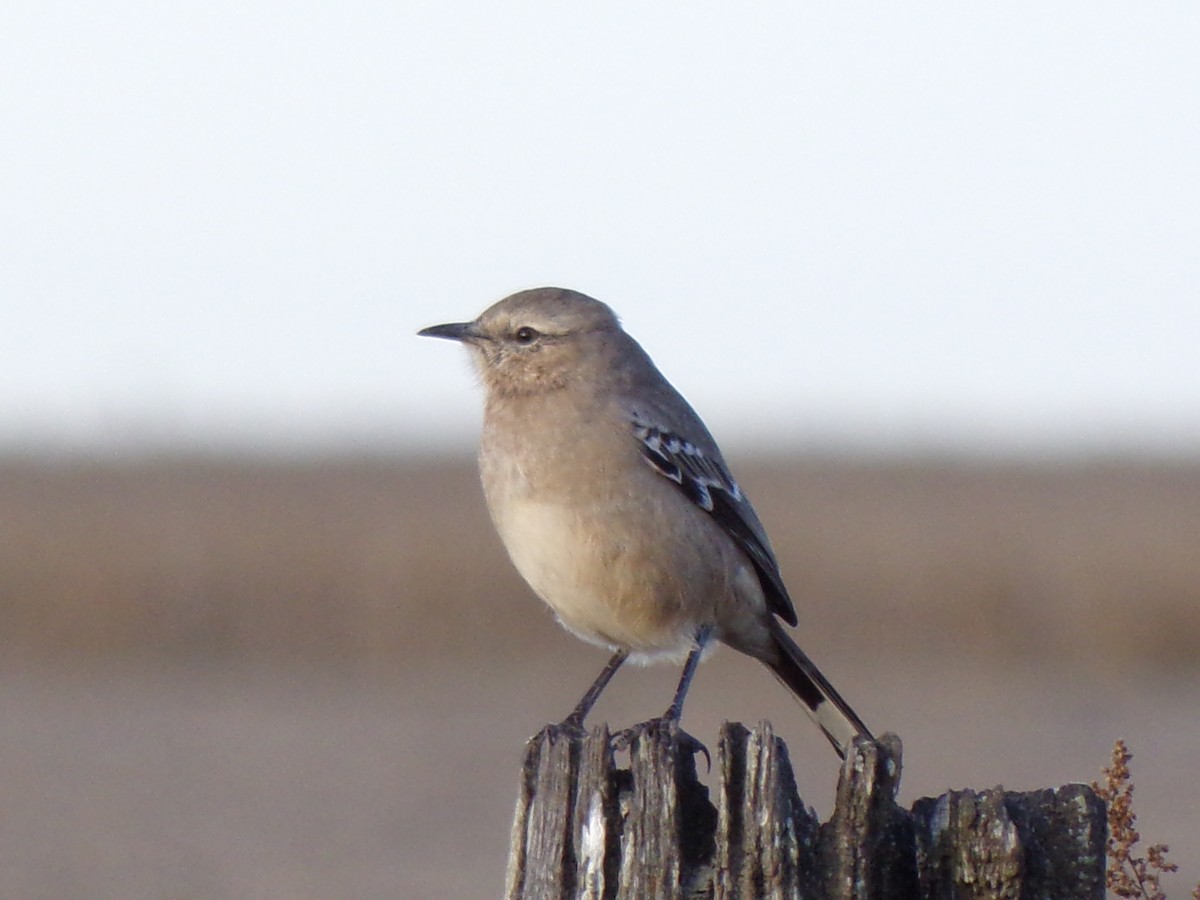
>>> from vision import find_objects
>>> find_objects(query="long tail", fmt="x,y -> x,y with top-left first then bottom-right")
765,620 -> 873,758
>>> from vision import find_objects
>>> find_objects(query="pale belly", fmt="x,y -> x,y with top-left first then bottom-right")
492,497 -> 706,661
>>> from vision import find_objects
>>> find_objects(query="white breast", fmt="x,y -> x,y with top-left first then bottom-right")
492,498 -> 581,615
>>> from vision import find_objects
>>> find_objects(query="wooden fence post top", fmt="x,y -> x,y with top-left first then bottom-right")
505,721 -> 1104,899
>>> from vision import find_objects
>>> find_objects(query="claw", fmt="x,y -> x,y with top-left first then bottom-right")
608,717 -> 711,771
680,730 -> 712,773
541,717 -> 589,743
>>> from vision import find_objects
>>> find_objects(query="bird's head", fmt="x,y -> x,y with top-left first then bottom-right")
419,287 -> 623,396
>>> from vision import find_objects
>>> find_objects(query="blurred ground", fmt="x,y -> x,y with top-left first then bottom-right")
1,455 -> 1197,897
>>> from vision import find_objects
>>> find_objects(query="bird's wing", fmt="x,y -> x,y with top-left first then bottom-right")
631,419 -> 798,626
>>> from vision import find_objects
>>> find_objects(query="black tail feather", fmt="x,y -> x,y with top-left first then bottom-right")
765,621 -> 873,759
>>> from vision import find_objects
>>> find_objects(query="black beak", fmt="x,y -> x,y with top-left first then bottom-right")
417,321 -> 478,342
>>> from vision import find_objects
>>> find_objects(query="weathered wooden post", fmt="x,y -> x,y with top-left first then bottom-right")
505,720 -> 1105,899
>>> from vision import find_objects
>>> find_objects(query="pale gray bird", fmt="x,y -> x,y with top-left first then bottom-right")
419,287 -> 872,757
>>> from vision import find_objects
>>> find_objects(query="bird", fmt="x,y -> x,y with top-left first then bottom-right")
418,287 -> 872,758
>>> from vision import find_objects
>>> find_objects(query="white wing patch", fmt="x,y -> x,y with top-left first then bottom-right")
631,415 -> 799,627
632,419 -> 742,511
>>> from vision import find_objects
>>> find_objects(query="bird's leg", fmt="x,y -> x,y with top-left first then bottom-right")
662,628 -> 710,722
613,627 -> 712,767
560,649 -> 628,732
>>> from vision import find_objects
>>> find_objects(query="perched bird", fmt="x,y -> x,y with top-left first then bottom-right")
419,287 -> 872,757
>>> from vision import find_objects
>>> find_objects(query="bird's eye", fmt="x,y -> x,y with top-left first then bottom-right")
514,326 -> 539,345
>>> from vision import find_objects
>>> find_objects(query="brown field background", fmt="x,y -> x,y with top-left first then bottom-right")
2,453 -> 1198,898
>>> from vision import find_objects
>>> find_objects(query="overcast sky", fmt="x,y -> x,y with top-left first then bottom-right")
3,3 -> 1197,457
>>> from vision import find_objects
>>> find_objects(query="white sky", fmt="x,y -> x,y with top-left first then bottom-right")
3,3 -> 1198,456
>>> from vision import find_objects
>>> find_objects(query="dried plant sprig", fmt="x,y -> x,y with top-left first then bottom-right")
1092,739 -> 1181,900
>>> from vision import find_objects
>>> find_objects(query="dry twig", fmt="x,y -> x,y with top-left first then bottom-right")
1092,739 -> 1193,900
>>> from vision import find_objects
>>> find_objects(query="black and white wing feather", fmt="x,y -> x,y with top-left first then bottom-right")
632,419 -> 798,626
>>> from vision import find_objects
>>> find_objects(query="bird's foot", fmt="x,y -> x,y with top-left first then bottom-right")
610,717 -> 711,771
542,713 -> 590,743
